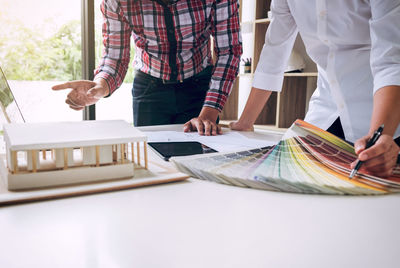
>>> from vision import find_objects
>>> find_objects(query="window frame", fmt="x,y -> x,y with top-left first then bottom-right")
81,0 -> 96,120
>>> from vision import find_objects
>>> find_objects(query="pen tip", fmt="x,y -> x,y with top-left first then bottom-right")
349,169 -> 356,179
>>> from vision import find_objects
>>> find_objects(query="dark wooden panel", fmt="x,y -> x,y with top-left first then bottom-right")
254,91 -> 277,125
220,78 -> 239,120
277,77 -> 308,128
253,23 -> 269,73
256,0 -> 271,19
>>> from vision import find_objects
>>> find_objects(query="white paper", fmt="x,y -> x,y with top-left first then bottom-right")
144,130 -> 276,152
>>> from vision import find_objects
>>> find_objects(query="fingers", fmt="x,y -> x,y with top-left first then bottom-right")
361,157 -> 396,177
354,135 -> 368,154
217,124 -> 222,135
52,80 -> 103,111
52,80 -> 96,91
358,135 -> 391,161
183,121 -> 192,132
354,135 -> 400,177
203,120 -> 212,135
183,118 -> 221,135
66,98 -> 85,111
52,82 -> 72,91
195,119 -> 205,135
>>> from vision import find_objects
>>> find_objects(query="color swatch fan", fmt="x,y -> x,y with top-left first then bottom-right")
172,120 -> 400,195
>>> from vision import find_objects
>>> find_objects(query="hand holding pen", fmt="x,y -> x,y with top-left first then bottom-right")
350,124 -> 400,178
349,124 -> 384,178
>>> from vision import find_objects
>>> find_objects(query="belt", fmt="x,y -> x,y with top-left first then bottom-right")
136,66 -> 212,85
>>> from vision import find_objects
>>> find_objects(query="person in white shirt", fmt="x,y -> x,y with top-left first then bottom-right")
230,0 -> 400,177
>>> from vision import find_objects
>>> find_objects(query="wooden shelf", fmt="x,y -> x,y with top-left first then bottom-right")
241,20 -> 253,25
221,0 -> 318,128
255,18 -> 271,24
219,120 -> 287,132
238,73 -> 254,77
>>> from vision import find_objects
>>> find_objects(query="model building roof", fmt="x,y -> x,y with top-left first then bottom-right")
3,120 -> 147,150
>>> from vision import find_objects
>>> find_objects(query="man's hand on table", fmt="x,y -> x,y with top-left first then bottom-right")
183,107 -> 222,136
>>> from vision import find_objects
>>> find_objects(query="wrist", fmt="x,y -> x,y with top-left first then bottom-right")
198,106 -> 219,122
237,111 -> 257,129
238,120 -> 254,130
94,77 -> 110,97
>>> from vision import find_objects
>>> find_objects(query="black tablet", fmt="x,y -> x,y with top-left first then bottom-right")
148,141 -> 217,161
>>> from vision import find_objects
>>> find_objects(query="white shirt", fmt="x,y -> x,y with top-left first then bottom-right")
253,0 -> 400,142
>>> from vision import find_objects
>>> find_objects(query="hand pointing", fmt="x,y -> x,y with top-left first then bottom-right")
52,79 -> 109,111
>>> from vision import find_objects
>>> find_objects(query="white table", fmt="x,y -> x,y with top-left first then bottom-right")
0,125 -> 399,268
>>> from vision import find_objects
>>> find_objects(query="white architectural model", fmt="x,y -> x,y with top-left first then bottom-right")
1,120 -> 148,190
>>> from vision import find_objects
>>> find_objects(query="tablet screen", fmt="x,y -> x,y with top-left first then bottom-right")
148,141 -> 217,161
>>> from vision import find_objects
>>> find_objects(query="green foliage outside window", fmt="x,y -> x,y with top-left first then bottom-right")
0,12 -> 135,83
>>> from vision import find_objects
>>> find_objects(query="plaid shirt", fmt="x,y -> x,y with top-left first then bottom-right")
94,0 -> 242,112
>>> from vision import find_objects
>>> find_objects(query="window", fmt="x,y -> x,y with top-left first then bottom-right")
0,0 -> 135,125
0,0 -> 83,123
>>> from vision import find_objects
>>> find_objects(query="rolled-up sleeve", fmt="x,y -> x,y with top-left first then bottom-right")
94,0 -> 132,95
369,0 -> 400,94
206,0 -> 242,112
253,0 -> 298,92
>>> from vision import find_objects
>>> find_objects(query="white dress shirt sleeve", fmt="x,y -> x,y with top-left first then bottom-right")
369,0 -> 400,94
252,0 -> 298,92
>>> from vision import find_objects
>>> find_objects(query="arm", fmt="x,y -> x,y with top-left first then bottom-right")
183,0 -> 242,135
52,0 -> 131,110
351,0 -> 400,177
230,88 -> 272,131
94,0 -> 132,95
231,0 -> 298,131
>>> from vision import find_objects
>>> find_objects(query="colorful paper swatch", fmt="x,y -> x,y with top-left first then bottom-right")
172,120 -> 400,195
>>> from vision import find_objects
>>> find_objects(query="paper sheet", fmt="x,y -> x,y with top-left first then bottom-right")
144,130 -> 276,152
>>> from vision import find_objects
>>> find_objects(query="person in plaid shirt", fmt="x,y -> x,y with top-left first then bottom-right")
53,0 -> 242,136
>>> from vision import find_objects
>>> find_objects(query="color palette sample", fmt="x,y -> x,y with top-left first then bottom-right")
172,120 -> 400,195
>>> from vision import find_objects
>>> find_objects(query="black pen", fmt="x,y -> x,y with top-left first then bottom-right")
349,124 -> 384,179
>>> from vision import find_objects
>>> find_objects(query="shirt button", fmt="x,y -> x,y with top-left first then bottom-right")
168,29 -> 174,34
319,10 -> 327,18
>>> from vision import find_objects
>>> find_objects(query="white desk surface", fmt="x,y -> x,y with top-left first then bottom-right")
0,125 -> 399,268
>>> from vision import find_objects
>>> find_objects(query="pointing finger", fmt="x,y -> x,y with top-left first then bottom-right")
52,83 -> 69,90
52,80 -> 96,90
52,81 -> 77,90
